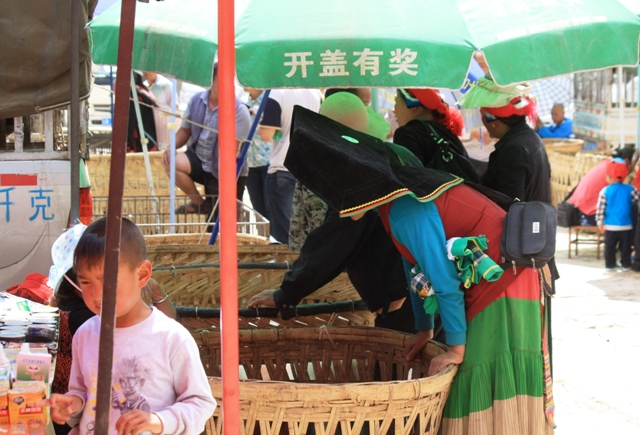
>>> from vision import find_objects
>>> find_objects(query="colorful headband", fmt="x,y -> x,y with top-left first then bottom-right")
481,96 -> 537,123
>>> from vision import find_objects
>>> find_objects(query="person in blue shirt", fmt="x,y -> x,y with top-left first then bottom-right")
536,103 -> 574,138
596,157 -> 640,270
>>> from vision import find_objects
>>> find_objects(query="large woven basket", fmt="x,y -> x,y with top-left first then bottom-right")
146,234 -> 281,266
542,138 -> 584,154
152,263 -> 358,309
194,327 -> 457,435
548,150 -> 608,207
87,151 -> 175,197
147,235 -> 373,328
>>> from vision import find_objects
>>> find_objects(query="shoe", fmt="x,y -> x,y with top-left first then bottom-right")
620,266 -> 632,272
175,201 -> 212,215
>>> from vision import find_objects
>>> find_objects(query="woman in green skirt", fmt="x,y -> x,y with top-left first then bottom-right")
284,106 -> 556,435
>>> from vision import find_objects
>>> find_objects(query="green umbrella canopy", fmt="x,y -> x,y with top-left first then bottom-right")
236,0 -> 640,89
88,0 -> 250,86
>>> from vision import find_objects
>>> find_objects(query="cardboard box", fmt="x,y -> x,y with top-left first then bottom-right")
0,370 -> 10,426
8,383 -> 47,426
16,352 -> 51,384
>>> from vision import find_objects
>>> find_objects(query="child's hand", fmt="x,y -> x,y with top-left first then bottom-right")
115,410 -> 163,435
35,394 -> 82,425
598,224 -> 605,233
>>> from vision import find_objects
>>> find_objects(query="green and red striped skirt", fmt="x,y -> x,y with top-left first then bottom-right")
442,268 -> 555,435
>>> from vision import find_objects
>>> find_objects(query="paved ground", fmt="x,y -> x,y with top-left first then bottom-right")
552,227 -> 640,434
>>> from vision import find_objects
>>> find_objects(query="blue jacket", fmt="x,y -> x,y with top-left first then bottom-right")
537,118 -> 573,139
603,183 -> 634,227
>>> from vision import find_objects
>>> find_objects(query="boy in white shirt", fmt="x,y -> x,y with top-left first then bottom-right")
40,217 -> 216,435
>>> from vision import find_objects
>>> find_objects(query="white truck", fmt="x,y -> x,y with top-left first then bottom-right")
573,66 -> 638,151
0,0 -> 96,290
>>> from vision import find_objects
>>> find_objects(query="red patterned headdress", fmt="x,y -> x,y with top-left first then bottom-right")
401,88 -> 465,137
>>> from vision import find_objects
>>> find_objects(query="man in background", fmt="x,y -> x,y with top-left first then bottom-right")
536,103 -> 574,139
258,89 -> 321,244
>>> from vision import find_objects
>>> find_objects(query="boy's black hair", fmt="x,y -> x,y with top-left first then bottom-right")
612,146 -> 636,161
74,217 -> 147,273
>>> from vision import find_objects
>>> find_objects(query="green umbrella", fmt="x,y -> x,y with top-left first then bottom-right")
236,0 -> 640,89
88,0 -> 250,86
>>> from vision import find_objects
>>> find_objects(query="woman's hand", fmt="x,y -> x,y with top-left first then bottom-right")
428,344 -> 465,376
247,289 -> 278,308
404,330 -> 434,362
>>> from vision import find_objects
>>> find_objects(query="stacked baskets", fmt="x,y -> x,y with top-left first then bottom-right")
146,234 -> 375,330
548,149 -> 608,207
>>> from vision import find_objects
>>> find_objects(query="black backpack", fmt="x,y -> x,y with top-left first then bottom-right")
464,182 -> 557,271
500,201 -> 557,270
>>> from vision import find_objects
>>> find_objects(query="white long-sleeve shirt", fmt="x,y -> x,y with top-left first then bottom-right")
67,308 -> 216,435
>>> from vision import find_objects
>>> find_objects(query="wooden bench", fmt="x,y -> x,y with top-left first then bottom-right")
568,225 -> 604,259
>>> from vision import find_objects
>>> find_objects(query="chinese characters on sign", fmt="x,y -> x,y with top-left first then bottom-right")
0,187 -> 55,222
285,48 -> 419,79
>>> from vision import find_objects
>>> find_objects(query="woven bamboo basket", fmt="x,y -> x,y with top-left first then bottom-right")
194,327 -> 457,435
542,138 -> 584,155
179,309 -> 375,330
152,264 -> 358,309
146,234 -> 282,266
87,151 -> 177,197
146,234 -> 371,328
548,150 -> 608,207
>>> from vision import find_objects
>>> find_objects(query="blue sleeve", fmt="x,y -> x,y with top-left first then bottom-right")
538,119 -> 573,138
180,97 -> 194,130
388,197 -> 467,345
401,258 -> 434,332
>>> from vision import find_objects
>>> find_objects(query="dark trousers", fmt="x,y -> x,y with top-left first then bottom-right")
246,165 -> 270,220
604,229 -> 633,268
265,170 -> 296,244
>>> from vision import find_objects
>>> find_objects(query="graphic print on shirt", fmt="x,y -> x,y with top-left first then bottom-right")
111,356 -> 151,416
84,357 -> 99,435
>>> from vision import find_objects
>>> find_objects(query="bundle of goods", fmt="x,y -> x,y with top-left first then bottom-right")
0,293 -> 58,434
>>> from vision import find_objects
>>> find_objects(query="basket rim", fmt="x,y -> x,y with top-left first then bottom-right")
199,326 -> 457,400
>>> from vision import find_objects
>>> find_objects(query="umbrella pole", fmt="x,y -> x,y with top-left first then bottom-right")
69,0 -> 80,225
94,0 -> 137,434
219,0 -> 240,434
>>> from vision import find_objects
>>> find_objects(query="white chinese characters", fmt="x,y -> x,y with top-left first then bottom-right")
284,48 -> 419,79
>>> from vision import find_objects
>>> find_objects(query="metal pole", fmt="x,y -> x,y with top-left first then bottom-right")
70,0 -> 80,224
618,66 -> 625,149
209,90 -> 270,244
170,78 -> 178,233
94,0 -> 137,433
219,0 -> 240,434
